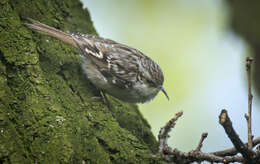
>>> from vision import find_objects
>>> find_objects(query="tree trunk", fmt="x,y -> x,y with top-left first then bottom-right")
0,0 -> 166,163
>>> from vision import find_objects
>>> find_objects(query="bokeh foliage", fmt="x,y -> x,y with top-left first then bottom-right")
227,0 -> 260,97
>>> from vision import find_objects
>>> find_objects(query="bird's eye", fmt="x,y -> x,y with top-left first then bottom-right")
146,79 -> 155,86
146,79 -> 152,83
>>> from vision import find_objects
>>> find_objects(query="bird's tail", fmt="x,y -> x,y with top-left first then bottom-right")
24,18 -> 77,47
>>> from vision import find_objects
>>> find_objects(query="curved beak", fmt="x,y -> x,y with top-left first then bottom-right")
161,87 -> 169,100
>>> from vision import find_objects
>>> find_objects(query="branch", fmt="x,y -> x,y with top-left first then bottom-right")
219,109 -> 255,162
163,147 -> 244,163
196,132 -> 208,151
246,57 -> 254,150
157,111 -> 248,163
158,111 -> 183,153
211,137 -> 260,157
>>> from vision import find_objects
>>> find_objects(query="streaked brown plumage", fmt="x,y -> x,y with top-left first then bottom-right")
24,18 -> 169,103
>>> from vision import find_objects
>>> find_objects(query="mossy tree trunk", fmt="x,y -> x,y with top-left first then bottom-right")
0,0 -> 166,163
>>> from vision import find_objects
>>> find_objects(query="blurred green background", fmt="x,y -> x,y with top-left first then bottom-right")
82,0 -> 260,153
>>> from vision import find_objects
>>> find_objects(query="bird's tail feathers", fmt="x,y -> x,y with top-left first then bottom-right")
24,18 -> 77,47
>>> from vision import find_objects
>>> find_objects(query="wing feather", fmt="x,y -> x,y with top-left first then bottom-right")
71,34 -> 144,89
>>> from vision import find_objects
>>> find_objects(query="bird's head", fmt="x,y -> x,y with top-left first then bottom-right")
143,61 -> 169,101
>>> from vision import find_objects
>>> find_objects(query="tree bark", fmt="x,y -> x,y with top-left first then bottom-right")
0,0 -> 165,163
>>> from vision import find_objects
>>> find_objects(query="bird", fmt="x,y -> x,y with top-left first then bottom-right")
24,18 -> 169,103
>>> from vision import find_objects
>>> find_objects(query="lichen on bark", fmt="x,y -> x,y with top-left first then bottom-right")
0,0 -> 168,163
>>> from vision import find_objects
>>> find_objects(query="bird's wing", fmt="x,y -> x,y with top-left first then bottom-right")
71,34 -> 144,89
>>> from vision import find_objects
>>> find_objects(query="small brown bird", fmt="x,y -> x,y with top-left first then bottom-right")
24,18 -> 169,103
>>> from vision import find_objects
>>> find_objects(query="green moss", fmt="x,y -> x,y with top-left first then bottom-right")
0,0 -> 169,163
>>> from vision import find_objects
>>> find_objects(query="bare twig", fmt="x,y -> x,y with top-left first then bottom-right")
211,137 -> 260,157
158,111 -> 183,153
163,147 -> 244,163
158,111 -> 245,163
196,132 -> 208,151
246,57 -> 254,150
219,109 -> 255,162
158,109 -> 260,163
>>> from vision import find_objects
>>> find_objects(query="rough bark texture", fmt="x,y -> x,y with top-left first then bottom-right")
226,0 -> 260,96
0,0 -> 166,163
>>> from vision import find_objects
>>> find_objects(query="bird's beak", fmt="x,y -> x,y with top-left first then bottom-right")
161,87 -> 169,100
